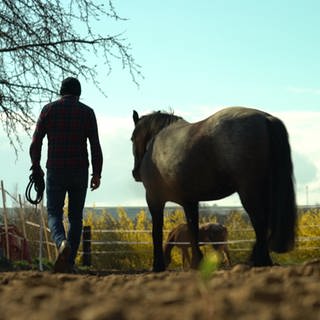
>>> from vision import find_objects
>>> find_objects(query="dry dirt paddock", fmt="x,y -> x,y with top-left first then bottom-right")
0,261 -> 320,320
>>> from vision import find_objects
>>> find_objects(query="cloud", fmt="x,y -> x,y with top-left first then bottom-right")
275,112 -> 320,178
85,114 -> 146,206
292,151 -> 317,184
1,110 -> 319,207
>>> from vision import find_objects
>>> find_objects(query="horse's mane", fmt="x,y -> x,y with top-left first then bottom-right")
139,111 -> 183,136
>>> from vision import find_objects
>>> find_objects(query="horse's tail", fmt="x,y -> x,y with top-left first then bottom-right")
268,116 -> 297,253
163,229 -> 176,267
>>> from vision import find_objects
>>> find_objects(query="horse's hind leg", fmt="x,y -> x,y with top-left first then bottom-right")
183,202 -> 203,269
240,192 -> 273,266
249,219 -> 273,266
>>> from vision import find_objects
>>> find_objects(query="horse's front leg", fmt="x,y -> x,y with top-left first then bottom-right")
147,195 -> 165,272
183,202 -> 203,269
181,247 -> 191,271
223,245 -> 232,267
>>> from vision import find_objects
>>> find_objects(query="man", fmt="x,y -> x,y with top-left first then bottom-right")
30,77 -> 103,273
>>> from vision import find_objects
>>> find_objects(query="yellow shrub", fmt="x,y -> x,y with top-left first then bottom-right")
78,207 -> 320,270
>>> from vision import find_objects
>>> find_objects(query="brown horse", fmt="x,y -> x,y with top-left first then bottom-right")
131,107 -> 296,272
164,223 -> 231,270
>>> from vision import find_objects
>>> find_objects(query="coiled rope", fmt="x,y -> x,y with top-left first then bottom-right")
25,172 -> 45,205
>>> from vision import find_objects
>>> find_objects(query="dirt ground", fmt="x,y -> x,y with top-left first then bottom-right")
0,261 -> 320,320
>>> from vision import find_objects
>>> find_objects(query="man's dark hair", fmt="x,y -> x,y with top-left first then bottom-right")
59,77 -> 81,96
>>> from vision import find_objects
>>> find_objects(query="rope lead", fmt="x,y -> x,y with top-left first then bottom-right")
25,173 -> 45,205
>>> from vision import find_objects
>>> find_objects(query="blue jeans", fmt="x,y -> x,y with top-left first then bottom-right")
46,168 -> 88,265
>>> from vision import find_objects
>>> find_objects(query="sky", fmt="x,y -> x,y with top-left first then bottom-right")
1,0 -> 320,208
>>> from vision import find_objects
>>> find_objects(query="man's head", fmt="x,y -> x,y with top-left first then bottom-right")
60,77 -> 81,97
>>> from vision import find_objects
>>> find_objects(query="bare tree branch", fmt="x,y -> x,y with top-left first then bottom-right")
0,36 -> 122,53
0,0 -> 142,155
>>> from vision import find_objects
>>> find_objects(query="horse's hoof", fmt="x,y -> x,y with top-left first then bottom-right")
152,267 -> 165,272
191,258 -> 202,270
248,260 -> 273,267
153,264 -> 166,272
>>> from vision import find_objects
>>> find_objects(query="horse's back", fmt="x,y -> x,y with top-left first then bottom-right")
150,107 -> 272,201
169,222 -> 227,243
199,223 -> 228,242
206,107 -> 271,152
198,107 -> 274,183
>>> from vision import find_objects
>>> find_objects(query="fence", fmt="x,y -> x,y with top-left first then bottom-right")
0,180 -> 56,269
1,179 -> 320,270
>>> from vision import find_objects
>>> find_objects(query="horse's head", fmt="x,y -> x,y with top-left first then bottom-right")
131,110 -> 149,181
131,110 -> 183,181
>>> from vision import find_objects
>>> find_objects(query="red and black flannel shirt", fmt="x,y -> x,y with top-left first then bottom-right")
30,95 -> 103,177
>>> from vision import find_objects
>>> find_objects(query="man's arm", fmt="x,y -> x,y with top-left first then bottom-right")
29,108 -> 47,169
87,109 -> 103,190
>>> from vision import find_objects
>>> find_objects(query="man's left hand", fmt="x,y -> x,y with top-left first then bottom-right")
90,175 -> 100,191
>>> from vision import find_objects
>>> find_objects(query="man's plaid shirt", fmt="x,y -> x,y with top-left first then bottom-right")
30,95 -> 103,177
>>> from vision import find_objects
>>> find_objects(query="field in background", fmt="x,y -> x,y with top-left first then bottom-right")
2,199 -> 320,271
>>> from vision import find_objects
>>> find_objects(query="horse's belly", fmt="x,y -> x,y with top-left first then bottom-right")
184,183 -> 235,202
159,169 -> 236,203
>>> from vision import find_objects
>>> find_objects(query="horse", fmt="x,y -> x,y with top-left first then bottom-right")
131,107 -> 296,272
164,223 -> 231,270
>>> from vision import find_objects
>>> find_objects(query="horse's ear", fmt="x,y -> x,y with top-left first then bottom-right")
133,110 -> 139,125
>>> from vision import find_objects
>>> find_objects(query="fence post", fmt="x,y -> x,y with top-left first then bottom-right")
1,180 -> 10,259
18,194 -> 27,239
38,203 -> 43,271
40,202 -> 53,261
82,225 -> 91,266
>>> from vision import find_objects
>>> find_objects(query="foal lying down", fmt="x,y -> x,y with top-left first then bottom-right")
164,223 -> 231,270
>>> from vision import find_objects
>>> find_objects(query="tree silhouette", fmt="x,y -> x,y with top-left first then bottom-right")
0,0 -> 141,153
